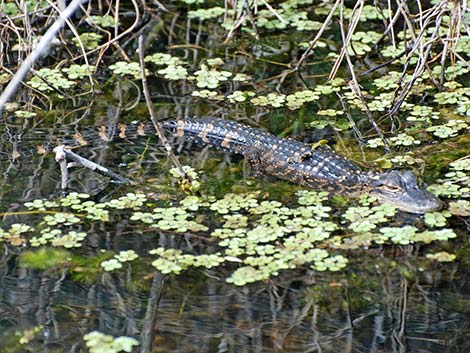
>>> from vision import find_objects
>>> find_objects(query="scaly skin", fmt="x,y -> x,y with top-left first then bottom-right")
162,118 -> 442,214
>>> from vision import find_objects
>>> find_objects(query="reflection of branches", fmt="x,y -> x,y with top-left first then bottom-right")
140,272 -> 165,353
0,257 -> 469,352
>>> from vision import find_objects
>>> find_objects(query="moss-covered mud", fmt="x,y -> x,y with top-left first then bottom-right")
1,0 -> 470,351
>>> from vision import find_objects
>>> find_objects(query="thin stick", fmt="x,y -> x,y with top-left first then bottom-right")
0,0 -> 89,116
55,146 -> 70,191
137,35 -> 187,178
55,146 -> 130,191
337,0 -> 389,149
293,0 -> 341,71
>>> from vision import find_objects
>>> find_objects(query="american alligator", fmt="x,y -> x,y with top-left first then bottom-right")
162,118 -> 442,214
0,117 -> 442,213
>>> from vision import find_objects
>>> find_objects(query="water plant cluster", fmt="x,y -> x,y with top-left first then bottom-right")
1,0 -> 469,290
83,331 -> 138,353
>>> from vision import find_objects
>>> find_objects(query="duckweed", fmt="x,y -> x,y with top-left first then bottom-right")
312,255 -> 349,272
194,64 -> 232,89
62,64 -> 95,79
71,32 -> 103,49
109,61 -> 146,79
426,120 -> 469,138
424,211 -> 451,228
426,252 -> 457,262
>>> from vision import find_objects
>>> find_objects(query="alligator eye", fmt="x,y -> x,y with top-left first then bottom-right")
382,185 -> 402,192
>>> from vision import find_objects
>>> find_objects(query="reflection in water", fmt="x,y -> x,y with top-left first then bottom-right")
0,252 -> 468,352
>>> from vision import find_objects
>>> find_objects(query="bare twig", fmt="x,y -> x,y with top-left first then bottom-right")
389,2 -> 448,116
337,92 -> 363,142
336,0 -> 389,149
359,49 -> 407,76
137,35 -> 187,178
293,0 -> 341,71
55,145 -> 130,191
329,0 -> 363,81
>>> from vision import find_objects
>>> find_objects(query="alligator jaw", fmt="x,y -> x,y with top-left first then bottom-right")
368,170 -> 443,214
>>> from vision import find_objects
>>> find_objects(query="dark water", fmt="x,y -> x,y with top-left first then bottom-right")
1,251 -> 470,352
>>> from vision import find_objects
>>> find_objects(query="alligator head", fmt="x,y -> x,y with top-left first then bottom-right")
368,170 -> 442,214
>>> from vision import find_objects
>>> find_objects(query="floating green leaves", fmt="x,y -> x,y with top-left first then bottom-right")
106,193 -> 147,209
101,250 -> 139,272
109,61 -> 146,79
72,32 -> 103,50
169,165 -> 201,192
448,200 -> 470,216
0,223 -> 31,246
227,90 -> 256,103
368,133 -> 421,148
285,90 -> 320,110
101,258 -> 123,272
424,211 -> 451,228
428,157 -> 470,199
145,53 -> 188,80
150,248 -> 224,274
62,64 -> 95,79
251,93 -> 286,108
83,331 -> 139,353
194,64 -> 232,88
312,255 -> 349,272
28,68 -> 75,91
426,119 -> 469,138
343,204 -> 397,233
226,266 -> 271,286
209,193 -> 259,214
377,226 -> 457,245
188,7 -> 225,20
43,213 -> 81,226
191,89 -> 224,101
426,251 -> 456,262
87,15 -> 118,28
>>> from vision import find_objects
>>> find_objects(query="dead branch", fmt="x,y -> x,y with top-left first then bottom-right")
137,35 -> 187,179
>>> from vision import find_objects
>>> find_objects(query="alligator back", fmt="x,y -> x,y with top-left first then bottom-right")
162,117 -> 365,187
